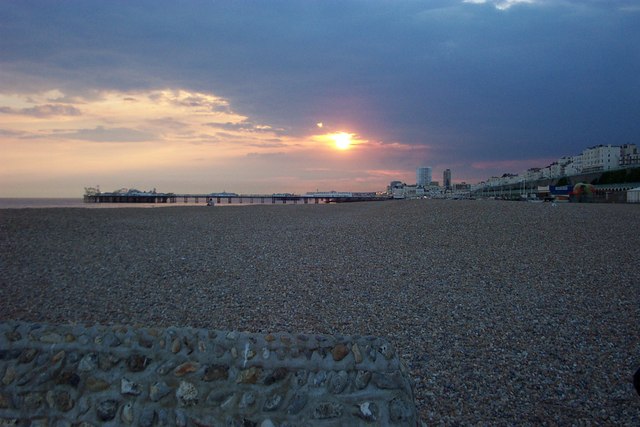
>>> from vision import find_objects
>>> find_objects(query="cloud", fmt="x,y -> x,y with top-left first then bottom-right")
471,158 -> 556,173
146,117 -> 189,130
206,122 -> 284,135
0,104 -> 81,117
245,152 -> 287,159
62,126 -> 156,143
364,169 -> 413,179
243,140 -> 287,148
618,5 -> 640,13
463,0 -> 537,10
147,90 -> 233,114
0,88 -> 284,145
0,128 -> 26,137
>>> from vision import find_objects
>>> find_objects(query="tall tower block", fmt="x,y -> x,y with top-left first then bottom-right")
416,167 -> 432,187
443,169 -> 452,190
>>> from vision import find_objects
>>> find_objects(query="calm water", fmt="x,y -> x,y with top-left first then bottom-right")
0,198 -> 86,209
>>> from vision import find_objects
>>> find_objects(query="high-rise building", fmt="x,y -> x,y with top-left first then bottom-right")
416,167 -> 432,187
443,169 -> 452,190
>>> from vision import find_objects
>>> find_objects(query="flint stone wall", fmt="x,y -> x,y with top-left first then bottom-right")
0,321 -> 419,426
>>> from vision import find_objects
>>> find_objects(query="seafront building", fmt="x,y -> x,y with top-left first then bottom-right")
394,185 -> 425,199
563,155 -> 583,176
391,143 -> 638,199
388,167 -> 467,199
581,144 -> 620,173
620,144 -> 639,166
475,143 -> 639,190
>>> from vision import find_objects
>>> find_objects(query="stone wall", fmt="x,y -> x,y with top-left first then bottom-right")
0,321 -> 420,426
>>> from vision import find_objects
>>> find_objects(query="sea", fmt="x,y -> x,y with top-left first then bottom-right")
0,198 -> 212,209
0,198 -> 87,209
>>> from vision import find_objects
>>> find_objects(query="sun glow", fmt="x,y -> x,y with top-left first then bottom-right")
330,132 -> 353,150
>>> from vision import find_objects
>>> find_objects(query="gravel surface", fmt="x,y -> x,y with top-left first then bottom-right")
1,200 -> 639,424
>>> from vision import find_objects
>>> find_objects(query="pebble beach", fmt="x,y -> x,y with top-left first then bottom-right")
1,200 -> 639,425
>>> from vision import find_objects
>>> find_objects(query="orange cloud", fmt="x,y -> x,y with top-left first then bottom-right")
0,87 -> 428,196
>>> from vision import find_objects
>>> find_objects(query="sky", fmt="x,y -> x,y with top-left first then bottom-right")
1,0 -> 639,197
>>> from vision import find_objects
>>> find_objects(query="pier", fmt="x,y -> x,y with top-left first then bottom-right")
83,191 -> 390,205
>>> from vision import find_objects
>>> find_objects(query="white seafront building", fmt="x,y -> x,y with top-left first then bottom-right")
562,155 -> 583,176
475,143 -> 639,190
580,144 -> 620,173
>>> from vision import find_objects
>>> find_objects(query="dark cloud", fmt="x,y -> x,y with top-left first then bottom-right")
0,104 -> 82,117
206,122 -> 284,135
146,117 -> 189,130
63,126 -> 155,143
245,152 -> 287,159
0,129 -> 26,137
243,140 -> 286,148
0,0 -> 638,179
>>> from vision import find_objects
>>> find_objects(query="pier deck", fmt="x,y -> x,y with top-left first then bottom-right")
83,192 -> 390,205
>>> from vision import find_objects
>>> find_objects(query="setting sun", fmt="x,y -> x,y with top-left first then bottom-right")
331,132 -> 353,150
